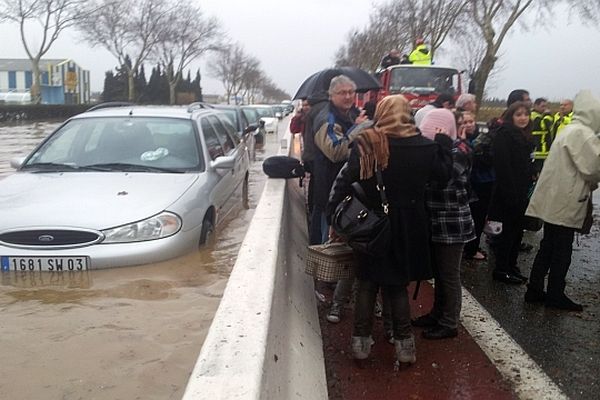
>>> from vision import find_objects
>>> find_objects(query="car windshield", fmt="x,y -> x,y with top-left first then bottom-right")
254,107 -> 275,118
389,67 -> 459,96
23,117 -> 202,172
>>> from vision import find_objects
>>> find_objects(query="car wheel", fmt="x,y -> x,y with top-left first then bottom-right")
199,216 -> 214,246
242,173 -> 249,210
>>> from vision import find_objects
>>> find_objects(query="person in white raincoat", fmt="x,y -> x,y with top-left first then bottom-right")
524,90 -> 600,311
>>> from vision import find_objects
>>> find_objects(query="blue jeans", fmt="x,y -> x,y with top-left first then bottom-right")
309,208 -> 329,245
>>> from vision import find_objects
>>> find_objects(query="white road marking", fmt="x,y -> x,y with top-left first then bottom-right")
461,289 -> 568,400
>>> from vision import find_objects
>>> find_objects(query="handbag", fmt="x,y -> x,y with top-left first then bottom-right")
331,167 -> 391,256
305,241 -> 356,282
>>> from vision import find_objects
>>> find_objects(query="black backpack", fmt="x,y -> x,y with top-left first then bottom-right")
262,156 -> 305,179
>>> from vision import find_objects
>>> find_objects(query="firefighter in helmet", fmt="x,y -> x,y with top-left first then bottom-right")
408,38 -> 432,65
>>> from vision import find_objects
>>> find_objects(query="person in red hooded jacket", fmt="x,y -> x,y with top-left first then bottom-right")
290,99 -> 310,135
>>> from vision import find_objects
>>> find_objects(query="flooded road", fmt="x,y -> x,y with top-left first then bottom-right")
0,121 -> 61,177
0,119 -> 288,399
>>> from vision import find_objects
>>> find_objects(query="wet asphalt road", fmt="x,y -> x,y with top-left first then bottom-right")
461,192 -> 599,400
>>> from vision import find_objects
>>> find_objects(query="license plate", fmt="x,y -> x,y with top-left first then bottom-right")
1,256 -> 89,272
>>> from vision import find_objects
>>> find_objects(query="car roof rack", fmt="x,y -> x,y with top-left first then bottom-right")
87,102 -> 135,112
187,102 -> 214,113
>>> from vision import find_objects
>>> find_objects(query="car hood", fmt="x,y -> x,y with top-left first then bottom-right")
0,172 -> 199,230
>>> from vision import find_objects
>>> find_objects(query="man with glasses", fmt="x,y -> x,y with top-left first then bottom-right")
310,75 -> 367,323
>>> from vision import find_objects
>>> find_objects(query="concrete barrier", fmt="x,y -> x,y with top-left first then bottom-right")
182,131 -> 328,399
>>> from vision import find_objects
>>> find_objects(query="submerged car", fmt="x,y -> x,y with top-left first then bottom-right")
0,103 -> 250,270
247,105 -> 279,135
271,105 -> 284,119
211,104 -> 260,161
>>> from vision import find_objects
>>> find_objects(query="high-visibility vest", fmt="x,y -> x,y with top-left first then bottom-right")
552,111 -> 573,138
530,110 -> 554,159
409,44 -> 432,65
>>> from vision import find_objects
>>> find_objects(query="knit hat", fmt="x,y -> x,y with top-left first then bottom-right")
419,108 -> 457,141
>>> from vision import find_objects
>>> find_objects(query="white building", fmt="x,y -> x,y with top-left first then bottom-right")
0,58 -> 90,104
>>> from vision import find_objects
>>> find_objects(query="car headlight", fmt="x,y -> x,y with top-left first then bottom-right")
101,212 -> 182,243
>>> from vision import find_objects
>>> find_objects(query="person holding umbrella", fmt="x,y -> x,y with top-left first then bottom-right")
311,75 -> 367,323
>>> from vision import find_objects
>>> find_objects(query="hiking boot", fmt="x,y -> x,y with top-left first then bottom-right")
326,302 -> 342,323
545,295 -> 583,312
394,335 -> 416,364
351,336 -> 375,360
411,313 -> 438,327
493,271 -> 524,284
524,288 -> 546,304
422,326 -> 458,340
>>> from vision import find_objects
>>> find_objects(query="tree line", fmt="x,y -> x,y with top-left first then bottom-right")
102,57 -> 203,104
0,0 -> 290,105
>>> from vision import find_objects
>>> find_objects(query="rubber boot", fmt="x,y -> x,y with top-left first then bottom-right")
394,334 -> 416,364
351,336 -> 374,360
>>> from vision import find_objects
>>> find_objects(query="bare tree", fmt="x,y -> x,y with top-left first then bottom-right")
239,57 -> 262,104
260,79 -> 290,103
0,0 -> 87,103
78,0 -> 171,102
335,21 -> 400,71
466,0 -> 542,102
378,0 -> 468,60
154,2 -> 222,104
450,28 -> 504,98
568,0 -> 600,21
335,0 -> 467,69
208,43 -> 249,104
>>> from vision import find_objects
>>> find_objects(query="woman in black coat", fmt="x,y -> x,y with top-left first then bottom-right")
326,95 -> 452,365
488,101 -> 535,284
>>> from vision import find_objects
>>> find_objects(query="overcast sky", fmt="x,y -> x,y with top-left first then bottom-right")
0,0 -> 598,101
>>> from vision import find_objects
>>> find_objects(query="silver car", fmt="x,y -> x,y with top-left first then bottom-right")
0,103 -> 250,270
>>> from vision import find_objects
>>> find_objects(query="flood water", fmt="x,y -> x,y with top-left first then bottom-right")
0,120 -> 288,399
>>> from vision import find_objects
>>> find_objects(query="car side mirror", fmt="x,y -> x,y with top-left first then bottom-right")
211,155 -> 235,170
10,156 -> 26,169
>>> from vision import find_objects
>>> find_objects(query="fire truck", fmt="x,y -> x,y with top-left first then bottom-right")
359,64 -> 464,110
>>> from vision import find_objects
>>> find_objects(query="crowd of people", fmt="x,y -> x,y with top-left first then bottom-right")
290,75 -> 600,367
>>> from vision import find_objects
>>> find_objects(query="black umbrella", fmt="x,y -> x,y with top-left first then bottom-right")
293,66 -> 381,100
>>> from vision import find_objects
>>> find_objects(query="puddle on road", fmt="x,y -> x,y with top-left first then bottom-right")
0,121 -> 289,399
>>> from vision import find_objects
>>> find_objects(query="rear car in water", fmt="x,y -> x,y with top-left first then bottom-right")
0,103 -> 250,270
211,104 -> 261,161
246,104 -> 279,135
